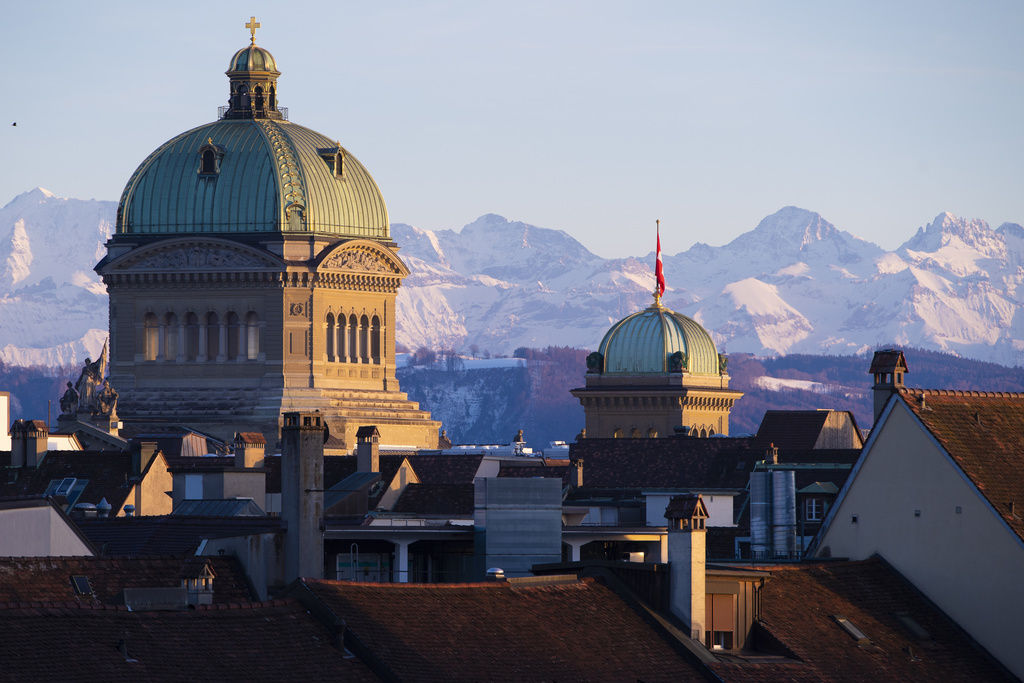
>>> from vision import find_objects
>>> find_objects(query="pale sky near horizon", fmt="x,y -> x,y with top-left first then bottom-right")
2,1 -> 1021,258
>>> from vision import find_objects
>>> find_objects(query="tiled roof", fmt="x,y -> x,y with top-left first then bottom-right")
869,349 -> 908,374
391,483 -> 474,516
0,450 -> 163,513
78,516 -> 280,556
752,411 -> 831,451
0,599 -> 378,681
569,438 -> 754,489
403,453 -> 485,484
264,454 -> 408,494
296,578 -> 707,682
710,559 -> 1010,682
899,388 -> 1024,542
235,432 -> 266,445
0,556 -> 254,604
497,462 -> 573,485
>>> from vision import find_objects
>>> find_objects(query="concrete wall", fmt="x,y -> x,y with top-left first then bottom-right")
0,505 -> 94,557
817,401 -> 1024,678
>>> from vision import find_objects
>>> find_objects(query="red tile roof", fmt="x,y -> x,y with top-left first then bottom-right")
0,599 -> 379,681
0,556 -> 254,604
295,577 -> 707,682
710,559 -> 1010,682
899,388 -> 1024,542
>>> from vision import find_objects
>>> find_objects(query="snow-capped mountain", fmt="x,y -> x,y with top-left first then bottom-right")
2,187 -> 1023,368
0,189 -> 113,366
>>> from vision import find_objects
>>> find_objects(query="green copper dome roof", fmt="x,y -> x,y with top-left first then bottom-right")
117,120 -> 389,238
228,45 -> 278,74
598,303 -> 721,375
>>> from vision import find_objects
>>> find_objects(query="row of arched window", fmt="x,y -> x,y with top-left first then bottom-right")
143,311 -> 260,362
326,313 -> 381,364
611,426 -> 717,438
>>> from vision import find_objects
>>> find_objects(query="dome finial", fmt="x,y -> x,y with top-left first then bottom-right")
246,16 -> 261,45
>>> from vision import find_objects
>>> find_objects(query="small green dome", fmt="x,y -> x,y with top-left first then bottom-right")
228,45 -> 278,74
598,303 -> 721,375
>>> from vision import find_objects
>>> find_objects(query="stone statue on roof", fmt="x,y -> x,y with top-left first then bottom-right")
59,381 -> 79,415
70,341 -> 111,415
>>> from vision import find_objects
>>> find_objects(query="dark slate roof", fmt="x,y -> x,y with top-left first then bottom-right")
900,388 -> 1024,543
391,483 -> 474,516
171,498 -> 266,517
0,450 -> 164,513
569,438 -> 754,489
166,455 -> 237,470
295,578 -> 707,683
78,516 -> 280,556
0,599 -> 378,682
0,556 -> 254,605
498,460 -> 574,486
264,454 -> 407,494
403,453 -> 485,484
709,559 -> 1010,682
869,349 -> 908,374
751,410 -> 832,451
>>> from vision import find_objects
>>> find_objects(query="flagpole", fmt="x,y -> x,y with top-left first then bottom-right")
654,219 -> 666,307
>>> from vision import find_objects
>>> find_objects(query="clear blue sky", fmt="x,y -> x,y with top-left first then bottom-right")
2,1 -> 1021,258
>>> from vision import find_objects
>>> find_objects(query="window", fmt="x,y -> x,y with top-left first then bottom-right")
371,315 -> 381,363
834,616 -> 871,645
226,312 -> 240,360
199,149 -> 217,174
359,315 -> 369,362
184,312 -> 200,361
326,313 -> 335,361
184,474 -> 203,500
348,315 -> 358,362
206,312 -> 220,361
246,312 -> 260,359
705,594 -> 735,650
338,314 -> 348,362
806,498 -> 823,522
143,313 -> 158,360
164,312 -> 179,359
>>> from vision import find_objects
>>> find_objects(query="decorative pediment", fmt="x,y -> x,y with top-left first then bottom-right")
320,244 -> 405,276
105,239 -> 283,273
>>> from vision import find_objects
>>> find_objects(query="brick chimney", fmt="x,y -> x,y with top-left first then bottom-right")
281,411 -> 325,582
666,494 -> 708,643
10,419 -> 48,468
233,431 -> 266,468
356,425 -> 380,473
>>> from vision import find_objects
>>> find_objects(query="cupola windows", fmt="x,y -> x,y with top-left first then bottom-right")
198,142 -> 225,176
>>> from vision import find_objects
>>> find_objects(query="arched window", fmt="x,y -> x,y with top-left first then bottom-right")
612,428 -> 623,439
699,428 -> 708,438
348,315 -> 357,363
143,313 -> 158,361
326,313 -> 335,361
254,85 -> 264,111
269,85 -> 276,109
630,428 -> 641,438
226,312 -> 240,360
359,315 -> 369,363
708,427 -> 716,437
206,312 -> 220,361
371,315 -> 381,363
164,312 -> 179,360
338,314 -> 347,362
246,312 -> 260,360
647,428 -> 658,438
200,149 -> 217,174
184,313 -> 200,361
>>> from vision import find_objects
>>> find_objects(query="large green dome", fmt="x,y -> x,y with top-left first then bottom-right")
598,303 -> 721,375
116,36 -> 389,240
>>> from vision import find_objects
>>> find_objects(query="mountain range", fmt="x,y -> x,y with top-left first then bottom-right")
3,187 -> 1023,368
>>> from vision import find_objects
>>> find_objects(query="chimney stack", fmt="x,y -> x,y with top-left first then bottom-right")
281,411 -> 325,582
666,494 -> 709,643
356,425 -> 380,473
10,420 -> 48,468
869,349 -> 909,425
570,458 -> 584,488
233,432 -> 266,468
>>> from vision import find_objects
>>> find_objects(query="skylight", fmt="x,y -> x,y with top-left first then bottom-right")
833,615 -> 871,645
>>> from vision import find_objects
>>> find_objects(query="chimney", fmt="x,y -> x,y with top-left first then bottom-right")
281,411 -> 325,582
666,494 -> 708,643
869,349 -> 908,424
10,419 -> 48,468
356,425 -> 380,473
132,441 -> 159,475
570,458 -> 584,488
767,443 -> 779,464
233,432 -> 266,468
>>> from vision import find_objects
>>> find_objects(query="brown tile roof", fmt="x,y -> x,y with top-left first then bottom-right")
569,438 -> 754,489
710,559 -> 1010,682
899,388 -> 1024,542
0,599 -> 379,681
235,432 -> 266,445
391,483 -> 474,516
77,516 -> 280,556
403,453 -> 485,484
295,578 -> 707,682
0,556 -> 254,604
0,450 -> 164,513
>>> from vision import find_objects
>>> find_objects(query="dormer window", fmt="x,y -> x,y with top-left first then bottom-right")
198,141 -> 225,176
317,147 -> 345,178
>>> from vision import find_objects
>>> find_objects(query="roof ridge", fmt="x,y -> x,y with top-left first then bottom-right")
901,387 -> 1024,399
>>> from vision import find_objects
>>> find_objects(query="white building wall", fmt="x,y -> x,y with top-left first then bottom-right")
817,401 -> 1024,679
0,506 -> 94,557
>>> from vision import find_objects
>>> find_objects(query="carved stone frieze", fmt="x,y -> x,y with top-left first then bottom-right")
127,245 -> 270,271
322,248 -> 396,274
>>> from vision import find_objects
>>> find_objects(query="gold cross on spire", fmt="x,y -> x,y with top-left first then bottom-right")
246,16 -> 261,44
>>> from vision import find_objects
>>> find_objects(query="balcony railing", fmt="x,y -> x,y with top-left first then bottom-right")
217,106 -> 288,121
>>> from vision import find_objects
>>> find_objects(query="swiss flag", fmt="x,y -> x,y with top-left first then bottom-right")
655,222 -> 666,297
